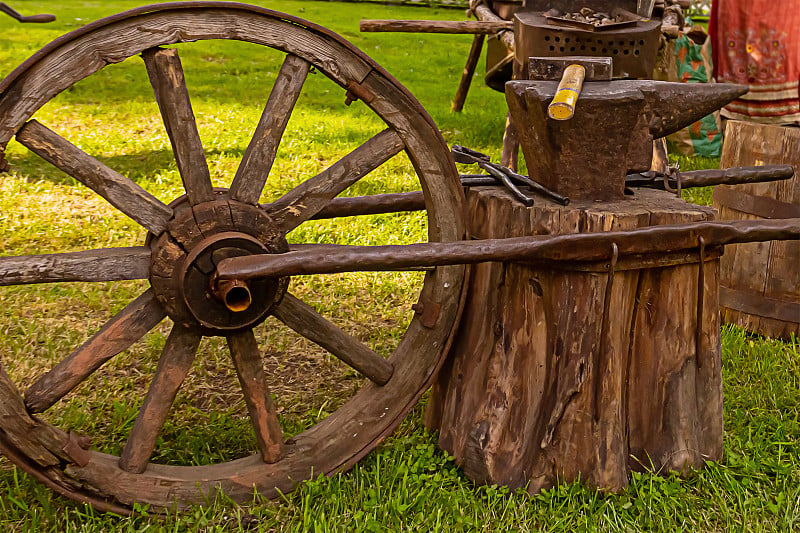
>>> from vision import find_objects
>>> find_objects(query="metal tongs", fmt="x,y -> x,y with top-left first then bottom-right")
451,145 -> 570,206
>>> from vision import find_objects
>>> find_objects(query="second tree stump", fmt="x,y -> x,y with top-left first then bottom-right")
426,187 -> 723,494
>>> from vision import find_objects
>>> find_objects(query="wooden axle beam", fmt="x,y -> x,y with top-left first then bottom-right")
359,19 -> 513,35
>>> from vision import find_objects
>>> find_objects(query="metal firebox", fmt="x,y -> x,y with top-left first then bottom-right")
514,1 -> 661,79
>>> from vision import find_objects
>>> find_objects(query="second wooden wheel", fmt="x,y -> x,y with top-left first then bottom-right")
0,3 -> 466,512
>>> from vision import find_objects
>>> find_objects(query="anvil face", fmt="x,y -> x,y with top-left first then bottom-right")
505,79 -> 748,201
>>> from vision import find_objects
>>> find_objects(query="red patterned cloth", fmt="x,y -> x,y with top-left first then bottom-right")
709,0 -> 800,125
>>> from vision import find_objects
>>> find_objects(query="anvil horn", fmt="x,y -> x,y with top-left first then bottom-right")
643,81 -> 749,139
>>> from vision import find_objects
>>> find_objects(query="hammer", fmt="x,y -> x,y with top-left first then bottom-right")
528,57 -> 613,121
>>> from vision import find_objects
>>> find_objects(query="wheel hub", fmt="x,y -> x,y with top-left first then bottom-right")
150,198 -> 289,334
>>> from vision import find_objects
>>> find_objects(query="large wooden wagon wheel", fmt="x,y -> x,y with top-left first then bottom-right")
0,2 -> 466,512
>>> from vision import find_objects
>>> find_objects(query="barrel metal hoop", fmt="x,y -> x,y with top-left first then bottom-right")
720,285 -> 800,324
713,187 -> 800,220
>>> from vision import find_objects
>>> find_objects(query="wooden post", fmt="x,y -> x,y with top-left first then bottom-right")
500,59 -> 523,170
359,19 -> 513,34
452,35 -> 485,112
426,187 -> 722,494
500,112 -> 519,170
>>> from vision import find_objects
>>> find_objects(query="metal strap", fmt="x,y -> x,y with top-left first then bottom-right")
696,237 -> 705,369
720,285 -> 800,324
661,166 -> 682,197
713,187 -> 800,220
594,243 -> 618,422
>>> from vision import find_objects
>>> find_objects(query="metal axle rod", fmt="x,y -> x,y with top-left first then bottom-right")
627,164 -> 795,190
306,165 -> 793,220
217,218 -> 800,280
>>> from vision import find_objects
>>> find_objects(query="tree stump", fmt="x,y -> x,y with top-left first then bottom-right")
426,187 -> 723,495
713,121 -> 800,339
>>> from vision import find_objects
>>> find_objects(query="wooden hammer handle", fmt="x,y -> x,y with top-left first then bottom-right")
547,65 -> 586,121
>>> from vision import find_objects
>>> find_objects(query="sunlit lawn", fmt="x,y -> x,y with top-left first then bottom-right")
0,2 -> 798,531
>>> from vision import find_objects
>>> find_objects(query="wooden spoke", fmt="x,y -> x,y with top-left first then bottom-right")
24,290 -> 166,413
311,191 -> 426,219
142,47 -> 214,206
229,54 -> 310,204
227,329 -> 283,463
16,120 -> 172,235
267,128 -> 404,232
273,293 -> 394,385
0,247 -> 150,286
118,324 -> 201,474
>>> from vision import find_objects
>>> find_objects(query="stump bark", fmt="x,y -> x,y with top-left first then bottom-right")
426,187 -> 723,494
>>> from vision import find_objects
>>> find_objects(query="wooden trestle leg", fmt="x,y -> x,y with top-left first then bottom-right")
452,34 -> 485,113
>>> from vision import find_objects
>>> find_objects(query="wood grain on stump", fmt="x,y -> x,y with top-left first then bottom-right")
426,187 -> 722,494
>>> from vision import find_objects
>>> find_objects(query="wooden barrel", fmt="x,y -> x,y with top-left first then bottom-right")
713,121 -> 800,339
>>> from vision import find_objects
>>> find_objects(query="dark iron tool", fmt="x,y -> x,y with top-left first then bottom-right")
625,164 -> 796,193
452,145 -> 533,206
0,3 -> 55,23
452,145 -> 570,206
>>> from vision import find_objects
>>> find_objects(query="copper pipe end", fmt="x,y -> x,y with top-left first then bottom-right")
213,279 -> 252,313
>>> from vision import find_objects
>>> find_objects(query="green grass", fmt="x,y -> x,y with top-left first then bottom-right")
1,1 -> 799,531
671,154 -> 721,206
